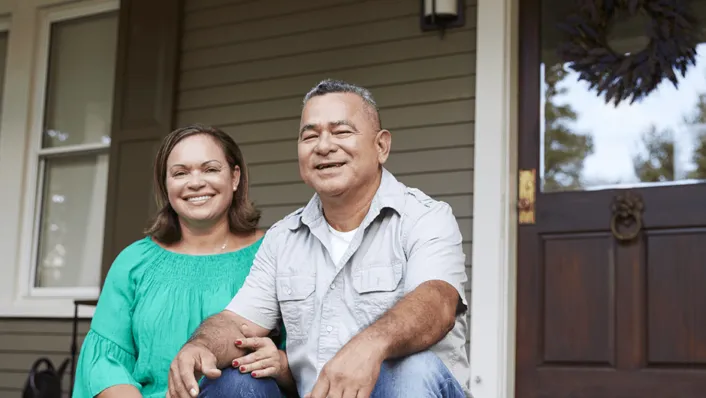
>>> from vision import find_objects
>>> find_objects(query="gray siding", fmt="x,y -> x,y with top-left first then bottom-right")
0,319 -> 89,396
178,0 -> 476,346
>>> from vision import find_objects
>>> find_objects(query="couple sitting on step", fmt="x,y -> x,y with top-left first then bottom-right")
72,79 -> 472,398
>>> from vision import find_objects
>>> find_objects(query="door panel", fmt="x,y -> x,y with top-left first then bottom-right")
516,0 -> 706,396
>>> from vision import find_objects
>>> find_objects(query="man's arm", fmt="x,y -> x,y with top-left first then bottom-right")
353,200 -> 467,358
351,279 -> 459,359
187,311 -> 271,369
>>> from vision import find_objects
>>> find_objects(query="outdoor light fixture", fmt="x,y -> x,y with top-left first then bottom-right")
420,0 -> 465,34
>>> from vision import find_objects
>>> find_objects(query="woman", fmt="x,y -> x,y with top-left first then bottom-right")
72,124 -> 295,398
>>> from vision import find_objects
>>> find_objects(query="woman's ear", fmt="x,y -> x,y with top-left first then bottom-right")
232,165 -> 241,191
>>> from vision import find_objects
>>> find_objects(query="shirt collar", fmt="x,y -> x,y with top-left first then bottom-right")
287,167 -> 405,230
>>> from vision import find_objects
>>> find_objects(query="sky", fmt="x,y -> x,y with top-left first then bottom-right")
539,43 -> 706,190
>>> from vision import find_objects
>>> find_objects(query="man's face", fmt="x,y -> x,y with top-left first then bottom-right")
297,92 -> 390,199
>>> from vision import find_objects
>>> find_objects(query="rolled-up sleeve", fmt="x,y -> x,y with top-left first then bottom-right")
404,201 -> 468,305
225,225 -> 281,331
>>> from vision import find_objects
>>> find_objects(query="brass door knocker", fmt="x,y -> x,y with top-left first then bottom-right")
610,191 -> 644,243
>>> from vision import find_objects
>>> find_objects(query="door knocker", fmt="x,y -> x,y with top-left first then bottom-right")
610,191 -> 644,243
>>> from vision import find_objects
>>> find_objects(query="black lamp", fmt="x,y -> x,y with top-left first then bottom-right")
420,0 -> 466,34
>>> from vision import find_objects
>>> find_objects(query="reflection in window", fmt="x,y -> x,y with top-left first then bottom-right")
540,0 -> 706,192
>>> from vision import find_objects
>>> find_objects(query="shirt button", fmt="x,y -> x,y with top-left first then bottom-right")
286,288 -> 292,295
330,283 -> 335,290
326,325 -> 333,332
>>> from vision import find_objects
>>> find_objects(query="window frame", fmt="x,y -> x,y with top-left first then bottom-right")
23,0 -> 117,299
0,0 -> 119,317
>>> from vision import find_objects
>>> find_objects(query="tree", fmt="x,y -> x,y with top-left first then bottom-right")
687,93 -> 706,179
543,63 -> 595,191
632,125 -> 675,183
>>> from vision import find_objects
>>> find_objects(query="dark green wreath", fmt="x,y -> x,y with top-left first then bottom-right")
556,0 -> 700,106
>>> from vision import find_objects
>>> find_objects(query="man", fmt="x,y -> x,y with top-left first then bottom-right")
167,79 -> 471,398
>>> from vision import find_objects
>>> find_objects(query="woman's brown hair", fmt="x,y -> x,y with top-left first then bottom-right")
144,124 -> 261,244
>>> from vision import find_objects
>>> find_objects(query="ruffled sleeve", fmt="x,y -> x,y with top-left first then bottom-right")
72,243 -> 144,397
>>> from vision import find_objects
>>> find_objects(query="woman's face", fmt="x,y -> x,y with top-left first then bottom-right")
165,134 -> 239,228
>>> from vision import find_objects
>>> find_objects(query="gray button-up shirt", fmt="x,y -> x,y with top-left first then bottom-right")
226,168 -> 470,397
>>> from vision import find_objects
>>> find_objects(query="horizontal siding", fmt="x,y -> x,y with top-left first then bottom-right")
178,0 -> 477,356
0,318 -> 90,397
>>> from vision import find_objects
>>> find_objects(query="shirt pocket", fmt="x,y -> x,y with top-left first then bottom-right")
276,275 -> 316,341
352,261 -> 403,325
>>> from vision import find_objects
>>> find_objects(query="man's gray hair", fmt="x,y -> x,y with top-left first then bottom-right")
302,79 -> 381,128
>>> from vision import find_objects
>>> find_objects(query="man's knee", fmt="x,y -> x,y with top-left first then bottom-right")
198,367 -> 282,398
374,351 -> 465,397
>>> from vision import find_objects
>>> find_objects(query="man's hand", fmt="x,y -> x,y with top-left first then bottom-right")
167,342 -> 222,398
305,337 -> 385,398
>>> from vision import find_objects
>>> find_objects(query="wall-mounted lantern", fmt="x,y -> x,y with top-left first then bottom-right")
420,0 -> 465,34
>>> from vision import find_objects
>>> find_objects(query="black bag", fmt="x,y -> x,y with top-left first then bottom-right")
22,357 -> 70,398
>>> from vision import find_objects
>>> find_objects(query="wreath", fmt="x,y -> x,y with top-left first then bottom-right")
556,0 -> 700,106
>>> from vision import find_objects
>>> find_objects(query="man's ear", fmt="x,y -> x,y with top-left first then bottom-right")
375,129 -> 392,164
232,165 -> 241,191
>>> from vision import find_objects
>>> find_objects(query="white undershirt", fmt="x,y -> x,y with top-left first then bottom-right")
326,223 -> 358,265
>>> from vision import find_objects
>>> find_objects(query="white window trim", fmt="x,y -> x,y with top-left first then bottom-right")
0,0 -> 119,318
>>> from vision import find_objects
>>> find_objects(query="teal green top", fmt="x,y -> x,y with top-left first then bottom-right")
72,236 -> 271,398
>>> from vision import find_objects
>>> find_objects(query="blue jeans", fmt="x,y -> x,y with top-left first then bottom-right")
198,350 -> 466,398
198,368 -> 285,397
371,351 -> 466,398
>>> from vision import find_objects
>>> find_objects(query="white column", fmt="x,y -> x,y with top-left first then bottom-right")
469,0 -> 519,396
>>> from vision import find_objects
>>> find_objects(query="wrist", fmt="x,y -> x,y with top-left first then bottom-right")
273,350 -> 288,380
352,328 -> 390,362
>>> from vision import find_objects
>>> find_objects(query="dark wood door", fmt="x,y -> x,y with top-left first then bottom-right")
516,0 -> 706,397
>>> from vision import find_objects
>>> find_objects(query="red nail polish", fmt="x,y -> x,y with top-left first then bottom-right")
235,340 -> 242,346
240,366 -> 246,372
232,360 -> 239,367
252,372 -> 257,377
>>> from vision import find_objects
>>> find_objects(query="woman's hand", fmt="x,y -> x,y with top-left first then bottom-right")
231,324 -> 288,379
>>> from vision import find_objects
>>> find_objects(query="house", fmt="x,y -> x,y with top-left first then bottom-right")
1,0 -> 704,397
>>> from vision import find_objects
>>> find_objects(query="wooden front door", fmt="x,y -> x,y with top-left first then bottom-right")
515,0 -> 706,397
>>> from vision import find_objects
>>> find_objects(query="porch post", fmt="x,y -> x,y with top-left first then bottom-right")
469,0 -> 519,397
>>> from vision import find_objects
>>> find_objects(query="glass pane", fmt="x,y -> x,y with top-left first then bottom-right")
540,1 -> 706,192
35,154 -> 109,288
42,11 -> 118,149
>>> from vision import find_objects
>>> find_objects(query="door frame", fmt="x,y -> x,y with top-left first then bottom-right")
469,0 -> 520,397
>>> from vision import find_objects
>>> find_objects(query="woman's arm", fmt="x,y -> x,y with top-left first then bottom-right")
72,245 -> 144,398
97,384 -> 142,398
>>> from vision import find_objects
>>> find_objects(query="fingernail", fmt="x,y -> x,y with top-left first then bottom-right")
240,366 -> 246,372
189,388 -> 197,397
252,372 -> 257,377
232,360 -> 239,367
235,340 -> 242,346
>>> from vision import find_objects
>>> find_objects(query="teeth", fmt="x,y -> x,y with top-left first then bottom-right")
317,164 -> 342,169
187,195 -> 212,202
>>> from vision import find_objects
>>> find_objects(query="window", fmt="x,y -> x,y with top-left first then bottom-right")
27,3 -> 118,296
